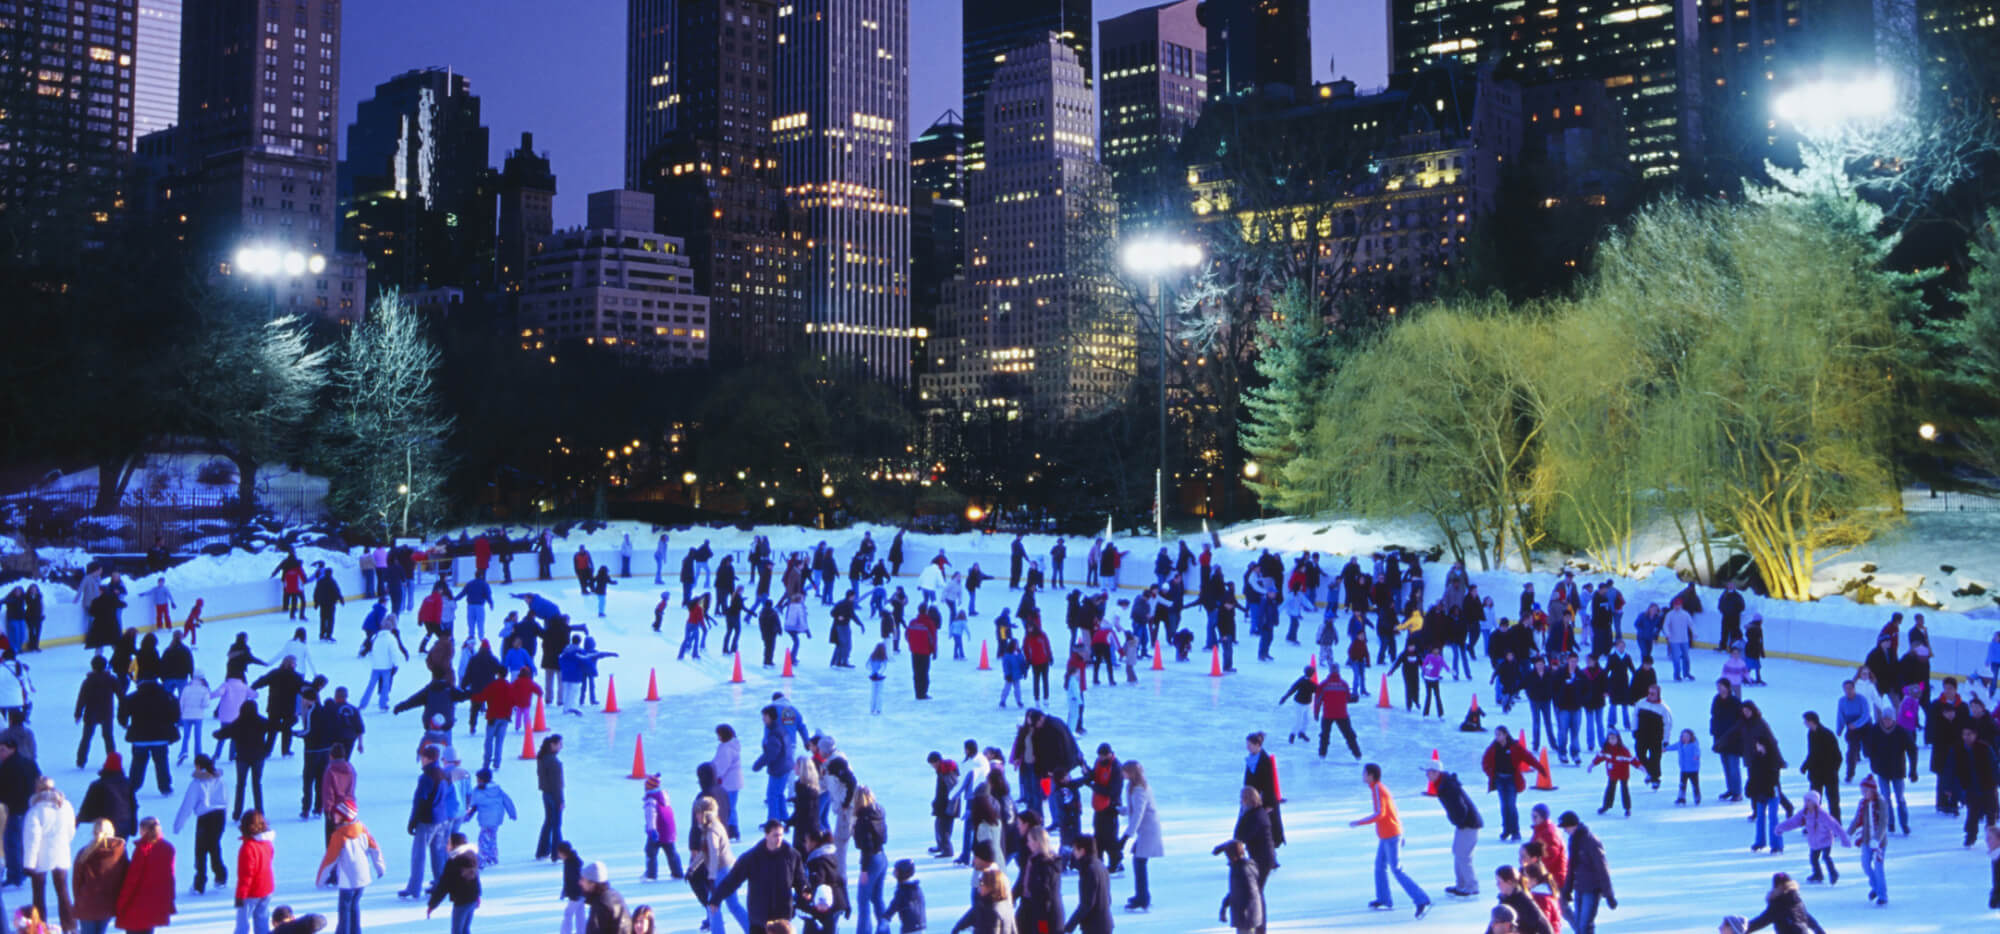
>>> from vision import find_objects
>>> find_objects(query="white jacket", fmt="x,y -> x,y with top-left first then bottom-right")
318,823 -> 387,890
172,775 -> 227,835
0,664 -> 26,708
1662,608 -> 1695,644
212,678 -> 253,723
712,739 -> 743,793
179,679 -> 212,721
274,638 -> 317,677
22,794 -> 76,873
363,636 -> 402,672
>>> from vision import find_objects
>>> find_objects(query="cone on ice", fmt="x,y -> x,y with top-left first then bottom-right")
730,653 -> 745,684
518,728 -> 537,760
603,676 -> 620,714
627,735 -> 649,779
646,668 -> 661,701
533,697 -> 548,732
1535,748 -> 1558,791
1209,645 -> 1224,677
978,641 -> 991,670
1469,693 -> 1481,714
1423,749 -> 1441,796
1377,674 -> 1392,709
781,650 -> 795,678
1151,638 -> 1164,671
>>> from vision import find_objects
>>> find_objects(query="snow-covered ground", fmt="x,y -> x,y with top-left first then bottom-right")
12,534 -> 1998,933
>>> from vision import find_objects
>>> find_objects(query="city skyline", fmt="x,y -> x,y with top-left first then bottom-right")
337,0 -> 1386,228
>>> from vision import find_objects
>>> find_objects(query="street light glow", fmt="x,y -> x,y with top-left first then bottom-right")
1919,422 -> 1938,442
682,471 -> 698,485
1120,237 -> 1204,277
232,243 -> 327,280
1772,73 -> 1896,132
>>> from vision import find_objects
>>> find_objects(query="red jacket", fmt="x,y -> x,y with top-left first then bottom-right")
1590,742 -> 1638,782
906,615 -> 937,656
419,592 -> 444,625
1532,821 -> 1568,891
507,674 -> 542,712
474,536 -> 491,571
1023,630 -> 1052,667
115,837 -> 176,930
1312,679 -> 1352,720
282,567 -> 306,595
1482,740 -> 1544,793
478,679 -> 516,723
235,833 -> 275,900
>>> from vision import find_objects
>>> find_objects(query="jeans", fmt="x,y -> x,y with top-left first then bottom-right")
1132,856 -> 1151,906
1860,842 -> 1887,899
234,894 -> 271,934
407,822 -> 448,893
1752,797 -> 1784,851
1496,781 -> 1520,838
724,789 -> 739,836
1721,752 -> 1743,798
1372,835 -> 1430,908
128,742 -> 171,794
1571,890 -> 1602,933
78,716 -> 115,767
338,887 -> 364,934
483,720 -> 508,771
360,669 -> 396,709
645,835 -> 684,879
1585,707 -> 1605,751
467,606 -> 486,643
765,773 -> 789,824
79,923 -> 110,934
303,749 -> 331,815
1530,701 -> 1555,750
1350,662 -> 1368,695
1555,709 -> 1581,760
537,793 -> 563,859
856,850 -> 887,933
233,756 -> 266,818
1000,679 -> 1022,707
451,902 -> 475,934
1668,642 -> 1691,681
707,888 -> 750,933
1875,774 -> 1910,833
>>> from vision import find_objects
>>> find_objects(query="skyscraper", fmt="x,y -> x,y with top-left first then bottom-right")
962,0 -> 1093,176
925,35 -> 1128,422
520,189 -> 712,366
1197,0 -> 1310,102
496,131 -> 557,320
340,67 -> 494,295
0,0 -> 136,232
1100,0 -> 1207,233
775,0 -> 912,382
134,0 -> 182,143
910,112 -> 965,321
633,0 -> 802,364
175,0 -> 362,314
625,0 -> 676,188
1389,0 -> 1703,183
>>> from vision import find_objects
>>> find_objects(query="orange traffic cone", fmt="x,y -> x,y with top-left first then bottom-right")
1151,638 -> 1164,671
1209,645 -> 1223,677
730,652 -> 745,684
978,641 -> 991,671
1377,674 -> 1392,709
533,697 -> 548,732
603,676 -> 620,714
1307,654 -> 1318,682
518,727 -> 537,760
1423,749 -> 1441,796
1534,748 -> 1558,791
646,668 -> 661,701
1469,693 -> 1481,715
627,735 -> 649,779
781,650 -> 795,678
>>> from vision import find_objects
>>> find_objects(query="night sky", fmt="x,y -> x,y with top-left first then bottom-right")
339,0 -> 1385,227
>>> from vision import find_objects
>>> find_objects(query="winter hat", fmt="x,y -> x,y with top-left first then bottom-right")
581,861 -> 610,884
1721,916 -> 1749,934
893,858 -> 916,880
440,746 -> 460,765
1860,775 -> 1878,790
644,774 -> 662,790
1802,791 -> 1821,809
1556,810 -> 1582,829
1531,803 -> 1551,822
101,751 -> 123,774
333,798 -> 358,822
1491,905 -> 1518,924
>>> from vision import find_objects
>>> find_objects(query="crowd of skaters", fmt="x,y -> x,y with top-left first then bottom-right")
0,526 -> 1995,934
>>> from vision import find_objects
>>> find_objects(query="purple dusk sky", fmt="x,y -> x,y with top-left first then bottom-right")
339,1 -> 1386,228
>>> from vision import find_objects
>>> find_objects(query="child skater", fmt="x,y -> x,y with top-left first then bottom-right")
465,768 -> 517,866
1662,728 -> 1704,805
1064,641 -> 1089,735
998,638 -> 1026,709
1277,666 -> 1316,744
183,599 -> 206,647
866,641 -> 889,716
1588,730 -> 1639,817
1421,643 -> 1448,718
1774,790 -> 1851,885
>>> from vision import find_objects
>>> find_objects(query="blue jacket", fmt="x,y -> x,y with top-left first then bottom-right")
525,595 -> 561,622
581,638 -> 606,677
772,699 -> 809,753
1001,651 -> 1027,681
502,646 -> 532,673
885,879 -> 926,933
362,602 -> 388,635
462,579 -> 494,612
751,722 -> 793,777
410,763 -> 453,829
1987,639 -> 2000,666
466,783 -> 517,829
1835,694 -> 1874,734
1663,740 -> 1702,774
558,644 -> 587,682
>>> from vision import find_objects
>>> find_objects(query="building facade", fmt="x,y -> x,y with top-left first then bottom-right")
340,66 -> 494,295
910,111 -> 964,336
174,0 -> 362,315
0,0 -> 136,232
520,189 -> 711,366
1389,0 -> 1703,184
134,0 -> 181,143
775,0 -> 912,382
962,0 -> 1093,177
1100,0 -> 1206,233
925,35 -> 1128,423
625,0 -> 675,189
1197,0 -> 1310,102
635,0 -> 803,364
496,131 -> 556,320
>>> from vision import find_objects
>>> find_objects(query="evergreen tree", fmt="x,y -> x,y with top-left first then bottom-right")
1934,208 -> 2000,484
177,286 -> 330,516
1239,282 -> 1323,507
322,289 -> 454,538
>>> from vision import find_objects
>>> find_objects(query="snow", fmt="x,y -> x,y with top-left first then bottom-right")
7,530 -> 1996,933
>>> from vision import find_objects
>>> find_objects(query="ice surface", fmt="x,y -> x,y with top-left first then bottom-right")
13,529 -> 1996,933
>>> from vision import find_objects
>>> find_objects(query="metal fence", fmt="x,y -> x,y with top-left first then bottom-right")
1,486 -> 322,554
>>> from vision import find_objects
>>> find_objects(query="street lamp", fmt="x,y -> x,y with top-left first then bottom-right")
1121,236 -> 1204,541
231,243 -> 327,314
1918,422 -> 1938,442
682,472 -> 701,510
1771,73 -> 1896,135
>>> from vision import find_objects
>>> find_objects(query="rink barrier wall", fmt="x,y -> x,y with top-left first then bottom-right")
35,542 -> 1997,686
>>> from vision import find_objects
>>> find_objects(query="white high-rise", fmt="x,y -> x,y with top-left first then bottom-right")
133,0 -> 181,144
923,34 -> 1129,422
774,0 -> 912,383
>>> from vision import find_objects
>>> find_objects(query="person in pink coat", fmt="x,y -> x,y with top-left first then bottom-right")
1774,791 -> 1852,884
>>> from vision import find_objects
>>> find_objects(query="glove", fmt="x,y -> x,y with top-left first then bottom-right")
1606,895 -> 1618,910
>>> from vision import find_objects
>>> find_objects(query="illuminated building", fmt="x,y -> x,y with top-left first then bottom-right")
1100,0 -> 1207,233
962,0 -> 1094,176
0,0 -> 135,234
519,189 -> 711,366
339,67 -> 495,295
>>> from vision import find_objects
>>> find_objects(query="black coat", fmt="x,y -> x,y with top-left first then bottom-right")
252,667 -> 305,721
1502,889 -> 1554,934
1225,860 -> 1264,931
118,681 -> 180,744
1561,824 -> 1615,900
425,846 -> 481,910
1434,772 -> 1483,829
1232,806 -> 1277,881
711,841 -> 808,928
214,708 -> 273,762
158,642 -> 193,681
1014,853 -> 1064,934
1064,858 -> 1112,934
1244,751 -> 1285,846
77,770 -> 136,838
803,844 -> 850,921
1744,885 -> 1826,934
1802,726 -> 1842,784
1862,724 -> 1913,781
73,670 -> 122,722
0,752 -> 40,815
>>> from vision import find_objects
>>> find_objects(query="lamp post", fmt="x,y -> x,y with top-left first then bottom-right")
1120,236 -> 1203,541
1770,73 -> 1896,137
231,244 -> 327,315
